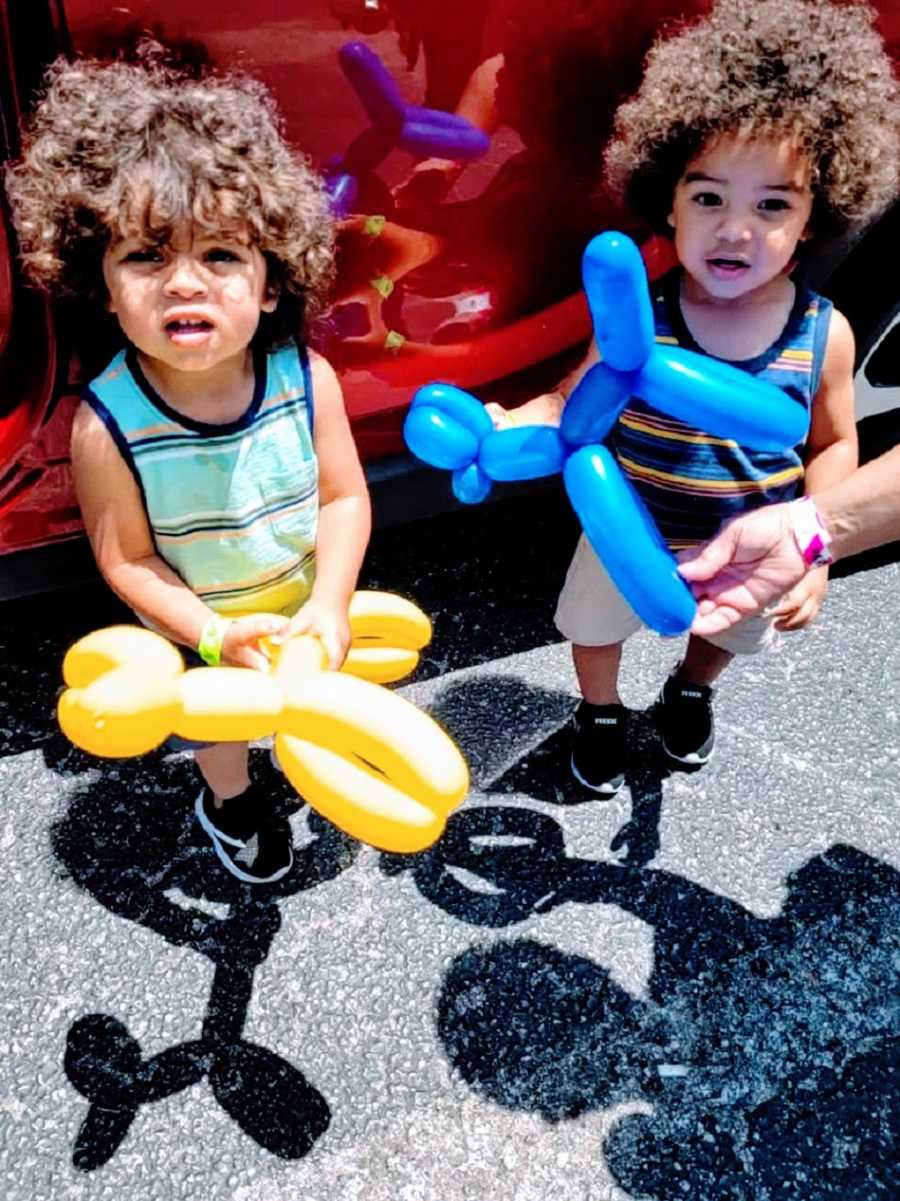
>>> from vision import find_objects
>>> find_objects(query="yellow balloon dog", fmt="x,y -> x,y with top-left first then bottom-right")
58,591 -> 469,853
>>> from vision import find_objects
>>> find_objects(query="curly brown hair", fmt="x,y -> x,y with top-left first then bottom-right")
4,44 -> 335,348
604,0 -> 899,240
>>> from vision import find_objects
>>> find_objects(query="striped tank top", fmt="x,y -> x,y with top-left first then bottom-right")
611,271 -> 833,549
85,342 -> 318,617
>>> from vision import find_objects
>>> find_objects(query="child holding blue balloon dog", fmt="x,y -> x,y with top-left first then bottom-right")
6,48 -> 372,880
480,0 -> 899,792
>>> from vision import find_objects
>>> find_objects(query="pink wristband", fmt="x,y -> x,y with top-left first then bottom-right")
788,497 -> 834,568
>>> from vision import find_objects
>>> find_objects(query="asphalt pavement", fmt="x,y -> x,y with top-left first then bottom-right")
1,487 -> 898,1201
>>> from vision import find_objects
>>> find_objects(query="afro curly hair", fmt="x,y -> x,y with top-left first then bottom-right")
604,0 -> 899,241
4,43 -> 335,349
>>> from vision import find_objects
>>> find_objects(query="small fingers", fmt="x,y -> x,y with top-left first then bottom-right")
774,598 -> 816,631
232,646 -> 273,672
772,591 -> 800,618
239,614 -> 289,640
484,402 -> 513,430
320,628 -> 351,671
270,613 -> 311,645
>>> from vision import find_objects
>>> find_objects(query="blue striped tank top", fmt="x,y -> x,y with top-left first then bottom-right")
611,271 -> 833,549
85,342 -> 318,617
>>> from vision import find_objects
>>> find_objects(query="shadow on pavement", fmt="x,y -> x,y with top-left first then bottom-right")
427,673 -> 668,867
386,804 -> 898,1200
51,751 -> 357,1170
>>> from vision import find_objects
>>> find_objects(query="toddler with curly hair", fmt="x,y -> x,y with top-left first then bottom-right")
5,48 -> 372,883
489,0 -> 898,793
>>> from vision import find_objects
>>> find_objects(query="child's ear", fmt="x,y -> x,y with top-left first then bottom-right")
261,282 -> 280,313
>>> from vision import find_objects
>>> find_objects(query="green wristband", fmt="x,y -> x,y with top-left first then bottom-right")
197,613 -> 232,666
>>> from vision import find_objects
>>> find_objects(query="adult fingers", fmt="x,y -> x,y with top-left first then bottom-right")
689,602 -> 745,638
676,527 -> 738,584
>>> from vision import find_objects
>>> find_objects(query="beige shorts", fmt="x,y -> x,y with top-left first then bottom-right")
554,535 -> 778,656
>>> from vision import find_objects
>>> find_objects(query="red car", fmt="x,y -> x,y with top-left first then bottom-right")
1,0 -> 898,597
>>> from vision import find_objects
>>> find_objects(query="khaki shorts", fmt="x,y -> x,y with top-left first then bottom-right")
554,535 -> 779,655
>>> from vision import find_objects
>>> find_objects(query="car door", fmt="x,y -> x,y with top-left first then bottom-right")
0,0 -> 64,537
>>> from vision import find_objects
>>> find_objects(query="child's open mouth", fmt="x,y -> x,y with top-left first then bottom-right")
165,319 -> 214,345
706,257 -> 750,280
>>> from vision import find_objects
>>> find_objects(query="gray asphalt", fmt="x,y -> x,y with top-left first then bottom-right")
1,488 -> 898,1201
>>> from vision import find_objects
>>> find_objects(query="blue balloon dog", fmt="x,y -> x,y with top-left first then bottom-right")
404,232 -> 810,635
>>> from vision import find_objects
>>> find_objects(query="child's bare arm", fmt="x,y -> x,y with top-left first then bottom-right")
71,404 -> 283,669
486,341 -> 600,429
278,353 -> 372,667
803,310 -> 858,493
774,308 -> 857,631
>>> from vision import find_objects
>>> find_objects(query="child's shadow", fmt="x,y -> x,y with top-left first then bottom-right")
392,804 -> 898,1199
51,751 -> 358,1170
426,675 -> 666,866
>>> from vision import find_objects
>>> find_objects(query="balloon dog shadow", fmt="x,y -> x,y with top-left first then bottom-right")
51,751 -> 358,1171
382,804 -> 898,1199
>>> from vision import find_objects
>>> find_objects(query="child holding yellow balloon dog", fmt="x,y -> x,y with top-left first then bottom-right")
6,46 -> 371,882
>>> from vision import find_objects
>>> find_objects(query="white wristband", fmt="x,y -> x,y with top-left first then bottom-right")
788,497 -> 833,568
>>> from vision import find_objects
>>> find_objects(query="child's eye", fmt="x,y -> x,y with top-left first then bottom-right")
123,248 -> 164,263
758,197 -> 791,213
692,191 -> 722,207
206,247 -> 242,263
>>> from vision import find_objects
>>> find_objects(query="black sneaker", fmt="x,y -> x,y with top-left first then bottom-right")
195,785 -> 293,884
656,674 -> 715,768
235,818 -> 294,885
570,701 -> 628,796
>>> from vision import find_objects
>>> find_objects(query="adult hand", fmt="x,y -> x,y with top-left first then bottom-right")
677,503 -> 807,637
276,597 -> 352,670
221,614 -> 289,672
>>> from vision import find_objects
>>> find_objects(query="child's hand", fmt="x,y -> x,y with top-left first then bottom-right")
393,158 -> 461,211
484,392 -> 564,431
221,614 -> 289,671
772,566 -> 829,631
275,598 -> 352,670
484,402 -> 516,430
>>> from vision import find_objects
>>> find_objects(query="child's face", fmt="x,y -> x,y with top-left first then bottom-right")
668,135 -> 814,301
102,224 -> 277,375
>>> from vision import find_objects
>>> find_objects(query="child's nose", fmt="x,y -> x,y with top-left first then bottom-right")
716,214 -> 753,243
164,257 -> 207,296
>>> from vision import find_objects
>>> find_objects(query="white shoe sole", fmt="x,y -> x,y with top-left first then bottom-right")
661,739 -> 714,767
194,790 -> 293,884
570,756 -> 624,796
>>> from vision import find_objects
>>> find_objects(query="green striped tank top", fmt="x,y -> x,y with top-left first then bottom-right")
84,342 -> 318,617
